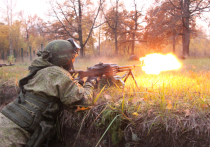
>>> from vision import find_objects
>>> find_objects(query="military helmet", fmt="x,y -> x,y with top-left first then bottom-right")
43,38 -> 80,67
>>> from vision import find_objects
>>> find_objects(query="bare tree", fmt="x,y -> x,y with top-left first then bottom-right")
3,0 -> 17,56
168,0 -> 210,56
48,0 -> 104,57
144,1 -> 183,53
103,0 -> 120,55
125,0 -> 144,55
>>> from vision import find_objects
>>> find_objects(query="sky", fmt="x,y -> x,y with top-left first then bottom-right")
0,0 -> 50,21
0,0 -> 208,35
16,0 -> 50,18
2,0 -> 153,19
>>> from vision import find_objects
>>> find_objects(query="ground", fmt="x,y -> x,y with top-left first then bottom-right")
1,84 -> 210,147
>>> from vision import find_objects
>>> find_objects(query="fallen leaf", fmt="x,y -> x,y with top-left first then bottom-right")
15,77 -> 18,86
184,109 -> 190,117
166,100 -> 172,110
104,94 -> 112,100
201,104 -> 208,109
75,106 -> 90,112
132,112 -> 139,116
114,103 -> 120,107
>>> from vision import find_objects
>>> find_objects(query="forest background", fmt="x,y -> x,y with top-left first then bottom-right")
0,0 -> 210,62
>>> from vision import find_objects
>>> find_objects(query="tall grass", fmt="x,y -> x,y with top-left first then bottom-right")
0,63 -> 29,86
1,57 -> 210,114
2,57 -> 210,146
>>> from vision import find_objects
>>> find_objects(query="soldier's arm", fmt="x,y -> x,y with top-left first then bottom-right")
58,72 -> 94,106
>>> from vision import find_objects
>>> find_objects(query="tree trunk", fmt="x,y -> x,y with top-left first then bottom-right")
98,26 -> 101,55
131,33 -> 135,55
172,29 -> 176,54
114,29 -> 118,54
6,0 -> 13,56
182,26 -> 190,56
182,0 -> 190,56
78,0 -> 83,57
114,0 -> 119,55
131,0 -> 138,55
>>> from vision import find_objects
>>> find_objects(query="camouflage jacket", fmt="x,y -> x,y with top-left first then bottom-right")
24,57 -> 94,106
1,57 -> 94,133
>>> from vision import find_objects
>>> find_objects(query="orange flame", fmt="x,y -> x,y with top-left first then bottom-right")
140,53 -> 182,74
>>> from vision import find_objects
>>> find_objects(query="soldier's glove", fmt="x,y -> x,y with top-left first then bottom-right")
77,79 -> 84,86
86,76 -> 99,89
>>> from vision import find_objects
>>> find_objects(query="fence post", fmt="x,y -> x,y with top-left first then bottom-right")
21,48 -> 24,62
29,46 -> 32,61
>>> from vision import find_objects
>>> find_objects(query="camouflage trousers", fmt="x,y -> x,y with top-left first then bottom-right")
0,113 -> 31,147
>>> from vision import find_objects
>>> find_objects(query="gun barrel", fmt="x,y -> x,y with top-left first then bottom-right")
119,64 -> 142,68
118,64 -> 142,70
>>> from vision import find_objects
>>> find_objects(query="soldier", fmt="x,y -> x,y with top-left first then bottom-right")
0,38 -> 97,147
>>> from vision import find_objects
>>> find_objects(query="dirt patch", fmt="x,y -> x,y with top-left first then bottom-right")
0,84 -> 17,110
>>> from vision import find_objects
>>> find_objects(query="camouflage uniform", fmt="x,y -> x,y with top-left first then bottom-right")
0,57 -> 93,147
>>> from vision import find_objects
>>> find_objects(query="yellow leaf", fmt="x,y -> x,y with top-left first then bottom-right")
166,103 -> 172,110
75,106 -> 90,112
192,66 -> 196,69
15,77 -> 18,86
147,89 -> 154,92
166,100 -> 172,110
132,112 -> 139,116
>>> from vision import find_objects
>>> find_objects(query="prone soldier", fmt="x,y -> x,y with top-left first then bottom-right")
0,38 -> 97,147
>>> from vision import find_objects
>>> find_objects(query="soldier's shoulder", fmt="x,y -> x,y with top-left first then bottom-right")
41,66 -> 70,77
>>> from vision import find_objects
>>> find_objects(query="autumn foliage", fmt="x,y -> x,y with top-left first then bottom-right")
0,0 -> 210,60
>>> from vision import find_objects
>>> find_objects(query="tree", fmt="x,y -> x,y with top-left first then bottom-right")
164,0 -> 210,56
3,0 -> 17,56
144,1 -> 183,53
48,0 -> 104,57
102,0 -> 122,54
0,23 -> 9,55
17,13 -> 49,57
190,29 -> 210,57
122,0 -> 144,55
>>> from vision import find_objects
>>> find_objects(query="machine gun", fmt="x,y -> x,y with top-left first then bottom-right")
69,62 -> 141,88
0,63 -> 15,68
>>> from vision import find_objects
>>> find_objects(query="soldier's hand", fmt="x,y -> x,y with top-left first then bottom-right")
77,79 -> 84,86
86,76 -> 99,89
